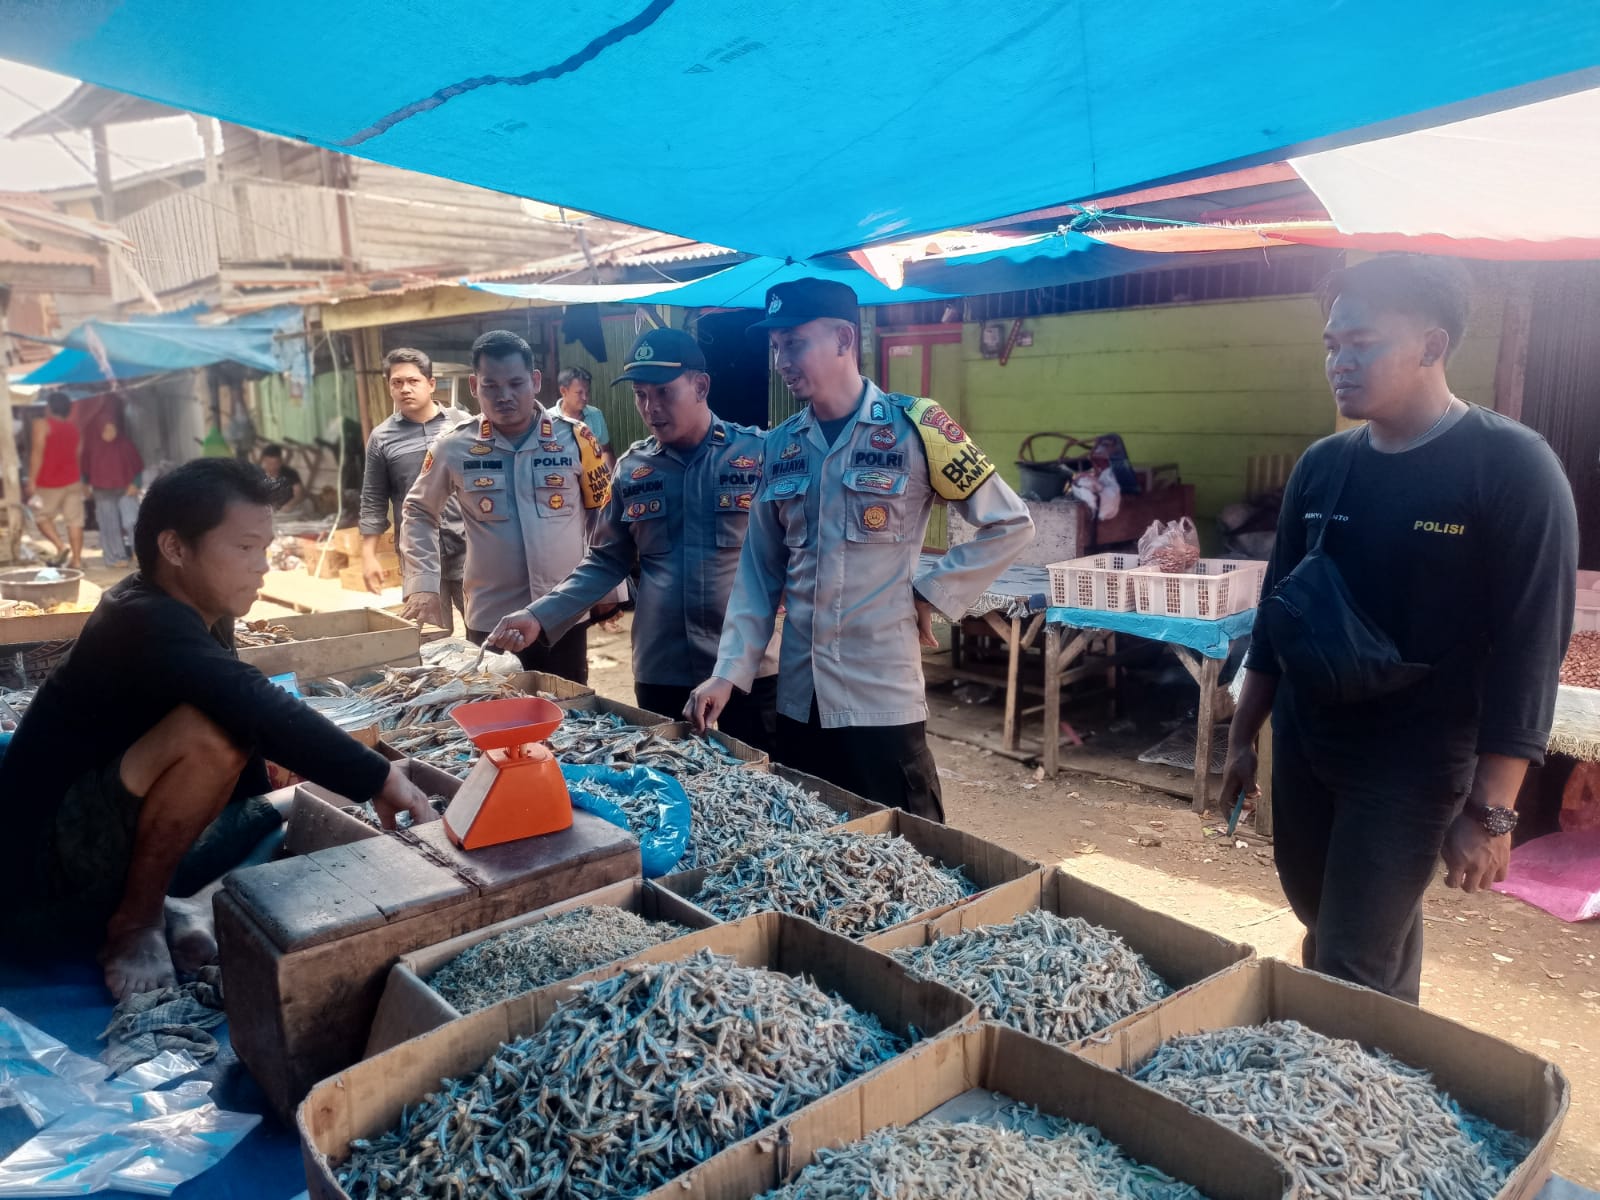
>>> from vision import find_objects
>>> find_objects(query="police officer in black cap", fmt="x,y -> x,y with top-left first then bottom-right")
687,278 -> 1033,818
488,327 -> 778,749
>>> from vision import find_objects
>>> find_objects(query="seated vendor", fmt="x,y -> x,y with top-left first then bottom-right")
0,458 -> 437,1001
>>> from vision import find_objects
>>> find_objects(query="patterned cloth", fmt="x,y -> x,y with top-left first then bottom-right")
99,965 -> 226,1074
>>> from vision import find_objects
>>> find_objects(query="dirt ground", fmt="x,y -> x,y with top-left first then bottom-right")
583,617 -> 1600,1187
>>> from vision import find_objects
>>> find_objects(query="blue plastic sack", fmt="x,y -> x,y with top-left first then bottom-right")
559,763 -> 691,878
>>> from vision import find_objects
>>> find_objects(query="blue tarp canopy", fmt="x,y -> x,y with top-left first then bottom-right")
19,311 -> 291,385
3,3 -> 1596,259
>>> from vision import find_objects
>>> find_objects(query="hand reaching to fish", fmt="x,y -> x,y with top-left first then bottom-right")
685,677 -> 734,733
371,763 -> 440,830
400,590 -> 443,627
486,611 -> 541,653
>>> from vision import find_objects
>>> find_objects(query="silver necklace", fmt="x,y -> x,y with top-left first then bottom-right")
1373,397 -> 1460,452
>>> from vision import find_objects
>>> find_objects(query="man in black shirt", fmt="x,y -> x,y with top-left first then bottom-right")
1222,255 -> 1577,1002
259,443 -> 304,511
0,459 -> 436,1000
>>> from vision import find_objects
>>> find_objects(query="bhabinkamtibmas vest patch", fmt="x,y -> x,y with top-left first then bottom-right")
905,397 -> 996,501
575,423 -> 611,509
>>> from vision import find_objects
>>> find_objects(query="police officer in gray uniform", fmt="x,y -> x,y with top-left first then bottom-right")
487,328 -> 778,750
400,330 -> 611,683
688,279 -> 1034,820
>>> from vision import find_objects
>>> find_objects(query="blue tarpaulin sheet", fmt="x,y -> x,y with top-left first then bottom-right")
19,311 -> 292,385
3,3 -> 1595,258
1046,606 -> 1255,659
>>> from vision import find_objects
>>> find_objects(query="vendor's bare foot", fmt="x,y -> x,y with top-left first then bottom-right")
164,895 -> 218,975
100,924 -> 175,1001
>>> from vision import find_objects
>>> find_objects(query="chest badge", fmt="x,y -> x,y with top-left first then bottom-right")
862,504 -> 889,531
773,479 -> 799,497
626,501 -> 647,518
854,470 -> 896,493
729,455 -> 757,470
548,493 -> 565,510
544,473 -> 566,487
647,498 -> 662,513
471,476 -> 495,489
869,426 -> 897,450
780,441 -> 802,460
541,440 -> 563,453
718,493 -> 732,508
468,443 -> 492,456
631,465 -> 654,479
737,492 -> 753,510
477,496 -> 495,514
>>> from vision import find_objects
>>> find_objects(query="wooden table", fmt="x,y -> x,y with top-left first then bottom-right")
1042,606 -> 1255,813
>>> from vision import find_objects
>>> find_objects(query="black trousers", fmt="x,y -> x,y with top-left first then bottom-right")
634,676 -> 778,756
773,698 -> 944,823
466,625 -> 588,685
1271,731 -> 1466,1003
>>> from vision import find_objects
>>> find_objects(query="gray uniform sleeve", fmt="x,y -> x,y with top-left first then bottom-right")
400,445 -> 454,597
358,429 -> 392,537
913,473 -> 1035,620
712,479 -> 788,691
527,489 -> 635,645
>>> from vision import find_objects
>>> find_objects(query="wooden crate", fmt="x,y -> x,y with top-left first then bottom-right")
236,609 -> 421,678
305,548 -> 349,579
340,560 -> 399,592
216,807 -> 640,1121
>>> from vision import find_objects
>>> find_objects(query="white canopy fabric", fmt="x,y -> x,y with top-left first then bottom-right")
1292,88 -> 1600,242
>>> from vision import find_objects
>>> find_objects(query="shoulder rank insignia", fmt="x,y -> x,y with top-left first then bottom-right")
478,418 -> 493,440
906,398 -> 995,501
540,416 -> 554,438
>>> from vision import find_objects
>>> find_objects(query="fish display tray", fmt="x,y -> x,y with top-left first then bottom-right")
1074,958 -> 1569,1200
556,692 -> 674,726
287,757 -> 465,855
864,866 -> 1254,1047
234,609 -> 422,678
365,877 -> 719,1056
217,808 -> 640,1122
1128,558 -> 1266,620
647,720 -> 769,770
297,913 -> 979,1200
660,1022 -> 1290,1200
653,808 -> 1043,937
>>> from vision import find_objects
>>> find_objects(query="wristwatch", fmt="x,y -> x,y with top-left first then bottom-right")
1465,802 -> 1518,837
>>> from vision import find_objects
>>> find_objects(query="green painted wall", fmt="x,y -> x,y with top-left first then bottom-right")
253,369 -> 357,444
950,292 -> 1504,528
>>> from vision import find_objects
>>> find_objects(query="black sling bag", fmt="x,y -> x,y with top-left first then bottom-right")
1256,434 -> 1431,705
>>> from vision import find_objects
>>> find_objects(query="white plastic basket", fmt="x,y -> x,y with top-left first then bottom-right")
1576,570 -> 1600,633
1047,553 -> 1141,611
1130,559 -> 1268,621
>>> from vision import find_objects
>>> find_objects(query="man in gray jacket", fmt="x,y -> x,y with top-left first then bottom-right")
359,348 -> 469,628
687,280 -> 1033,818
488,328 -> 777,749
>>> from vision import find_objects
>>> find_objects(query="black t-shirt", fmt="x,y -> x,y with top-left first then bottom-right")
0,574 -> 390,896
267,465 -> 303,510
1246,405 -> 1577,786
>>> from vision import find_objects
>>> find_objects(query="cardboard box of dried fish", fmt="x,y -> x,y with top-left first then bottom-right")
1076,957 -> 1569,1200
659,1022 -> 1291,1200
297,913 -> 977,1200
549,705 -> 760,777
364,877 -> 719,1055
654,809 -> 1041,938
866,866 -> 1253,1050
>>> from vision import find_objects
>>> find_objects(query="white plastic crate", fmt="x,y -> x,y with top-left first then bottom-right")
1576,570 -> 1600,633
1047,553 -> 1141,611
1130,559 -> 1268,620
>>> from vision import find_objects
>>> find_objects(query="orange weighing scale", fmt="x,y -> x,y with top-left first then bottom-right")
441,696 -> 573,850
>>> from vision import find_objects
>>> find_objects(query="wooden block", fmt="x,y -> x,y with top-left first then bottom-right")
305,549 -> 348,578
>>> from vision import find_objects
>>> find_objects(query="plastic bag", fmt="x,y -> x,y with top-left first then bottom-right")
0,1081 -> 259,1196
560,763 -> 691,878
1491,830 -> 1600,923
1137,516 -> 1201,573
1068,468 -> 1121,521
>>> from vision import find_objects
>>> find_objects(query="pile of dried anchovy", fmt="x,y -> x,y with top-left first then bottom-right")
344,794 -> 449,830
339,949 -> 904,1199
551,709 -> 741,776
890,910 -> 1169,1044
1132,1021 -> 1531,1199
232,618 -> 297,647
306,665 -> 529,731
382,723 -> 478,776
761,1108 -> 1207,1199
428,905 -> 684,1013
680,769 -> 844,869
693,829 -> 972,936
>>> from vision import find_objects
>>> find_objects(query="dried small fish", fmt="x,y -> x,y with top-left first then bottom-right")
891,910 -> 1169,1045
693,829 -> 973,936
551,709 -> 741,777
1132,1020 -> 1532,1200
338,948 -> 904,1199
762,1108 -> 1207,1199
232,618 -> 297,647
680,769 -> 844,869
428,905 -> 684,1013
343,794 -> 449,830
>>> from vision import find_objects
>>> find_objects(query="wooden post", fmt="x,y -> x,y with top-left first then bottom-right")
1191,655 -> 1220,813
349,332 -> 373,444
1255,714 -> 1275,838
1042,624 -> 1063,778
91,122 -> 115,222
0,292 -> 23,554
